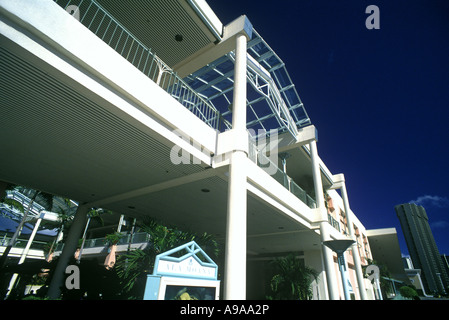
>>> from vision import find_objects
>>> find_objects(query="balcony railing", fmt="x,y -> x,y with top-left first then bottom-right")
54,0 -> 222,130
327,214 -> 341,232
86,232 -> 150,249
4,190 -> 47,218
0,235 -> 48,251
248,141 -> 342,232
249,141 -> 316,209
55,232 -> 150,252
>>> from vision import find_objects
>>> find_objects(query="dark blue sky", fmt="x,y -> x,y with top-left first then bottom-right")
208,0 -> 449,255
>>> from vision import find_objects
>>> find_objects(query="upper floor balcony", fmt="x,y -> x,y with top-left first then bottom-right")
52,0 -> 224,132
0,0 -> 347,257
50,0 -> 311,137
49,0 -> 319,210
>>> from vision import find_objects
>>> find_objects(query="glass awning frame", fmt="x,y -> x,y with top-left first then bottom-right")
183,29 -> 312,139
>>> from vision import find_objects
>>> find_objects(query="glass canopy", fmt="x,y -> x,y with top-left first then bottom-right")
182,29 -> 312,138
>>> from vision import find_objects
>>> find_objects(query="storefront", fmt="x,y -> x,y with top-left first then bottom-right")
143,241 -> 220,300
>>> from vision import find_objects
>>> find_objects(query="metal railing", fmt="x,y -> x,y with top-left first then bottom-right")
4,190 -> 46,219
328,214 -> 341,232
55,232 -> 151,252
0,235 -> 48,251
249,141 -> 316,209
83,232 -> 150,248
54,0 -> 221,130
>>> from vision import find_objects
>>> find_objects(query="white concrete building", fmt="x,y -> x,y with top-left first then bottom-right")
0,0 -> 376,299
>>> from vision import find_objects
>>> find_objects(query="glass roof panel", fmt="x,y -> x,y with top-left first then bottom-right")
182,29 -> 311,138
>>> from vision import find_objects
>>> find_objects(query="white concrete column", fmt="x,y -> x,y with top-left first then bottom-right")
231,34 -> 248,131
309,140 -> 339,300
304,249 -> 328,300
47,204 -> 89,299
19,218 -> 43,264
5,215 -> 43,297
339,180 -> 368,300
0,193 -> 36,269
224,32 -> 248,300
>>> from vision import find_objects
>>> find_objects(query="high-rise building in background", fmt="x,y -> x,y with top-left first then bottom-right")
395,203 -> 449,294
442,254 -> 449,280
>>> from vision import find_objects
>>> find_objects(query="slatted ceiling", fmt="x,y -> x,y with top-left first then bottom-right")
1,56 -> 159,172
0,46 -> 204,201
95,0 -> 214,67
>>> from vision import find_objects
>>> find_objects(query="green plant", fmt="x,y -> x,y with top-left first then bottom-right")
1,198 -> 24,213
22,295 -> 60,300
399,286 -> 418,299
30,273 -> 47,286
267,253 -> 318,300
114,217 -> 219,299
105,232 -> 124,245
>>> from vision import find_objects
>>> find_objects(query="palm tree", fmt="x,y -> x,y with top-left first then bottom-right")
268,253 -> 319,300
1,199 -> 24,215
115,217 -> 219,298
0,187 -> 56,299
44,200 -> 77,261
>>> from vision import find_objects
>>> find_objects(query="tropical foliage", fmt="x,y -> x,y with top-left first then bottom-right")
399,285 -> 419,299
1,187 -> 219,300
115,217 -> 219,299
105,232 -> 124,245
1,198 -> 24,213
267,253 -> 318,300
